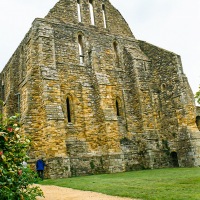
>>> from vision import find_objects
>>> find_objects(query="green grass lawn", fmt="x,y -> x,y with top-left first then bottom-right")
40,168 -> 200,200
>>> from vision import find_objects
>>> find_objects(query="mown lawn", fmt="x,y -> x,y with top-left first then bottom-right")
40,168 -> 200,200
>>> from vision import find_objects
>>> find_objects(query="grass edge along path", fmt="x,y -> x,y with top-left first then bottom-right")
39,168 -> 200,200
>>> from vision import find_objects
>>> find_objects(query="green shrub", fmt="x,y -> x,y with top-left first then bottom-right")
0,115 -> 43,200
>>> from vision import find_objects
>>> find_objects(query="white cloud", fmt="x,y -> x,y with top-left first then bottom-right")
0,0 -> 58,69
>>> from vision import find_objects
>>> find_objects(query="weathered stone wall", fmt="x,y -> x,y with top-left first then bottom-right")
44,0 -> 134,38
138,41 -> 200,166
1,0 -> 200,178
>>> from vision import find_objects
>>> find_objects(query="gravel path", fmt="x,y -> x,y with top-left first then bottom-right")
36,185 -> 137,200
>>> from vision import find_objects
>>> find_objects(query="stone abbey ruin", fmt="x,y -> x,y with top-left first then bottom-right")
1,0 -> 200,178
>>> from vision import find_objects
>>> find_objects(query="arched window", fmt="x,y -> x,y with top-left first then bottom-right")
116,100 -> 120,116
113,41 -> 119,65
116,97 -> 123,117
66,97 -> 72,123
102,4 -> 107,28
77,0 -> 82,22
89,0 -> 95,25
78,35 -> 84,64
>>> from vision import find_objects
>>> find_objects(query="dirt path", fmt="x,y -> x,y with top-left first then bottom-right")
36,185 -> 137,200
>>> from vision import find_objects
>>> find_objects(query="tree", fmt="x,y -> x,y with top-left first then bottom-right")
0,115 -> 43,200
195,85 -> 200,104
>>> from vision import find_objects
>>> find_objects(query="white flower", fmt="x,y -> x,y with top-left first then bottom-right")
15,127 -> 20,132
16,134 -> 20,139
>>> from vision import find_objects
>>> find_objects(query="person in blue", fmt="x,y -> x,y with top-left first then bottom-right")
36,158 -> 46,180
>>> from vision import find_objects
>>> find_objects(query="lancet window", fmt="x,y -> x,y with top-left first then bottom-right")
78,34 -> 84,64
102,4 -> 107,28
77,0 -> 82,22
89,0 -> 95,25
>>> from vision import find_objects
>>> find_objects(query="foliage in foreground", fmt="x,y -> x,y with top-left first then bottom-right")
0,115 -> 43,200
40,167 -> 200,200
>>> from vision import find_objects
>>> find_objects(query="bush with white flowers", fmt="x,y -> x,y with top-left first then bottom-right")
0,115 -> 43,200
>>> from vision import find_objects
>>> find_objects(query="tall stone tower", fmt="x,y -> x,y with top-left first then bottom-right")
1,0 -> 200,178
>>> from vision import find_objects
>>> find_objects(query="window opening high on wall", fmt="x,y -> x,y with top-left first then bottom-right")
78,35 -> 84,64
66,97 -> 71,123
102,4 -> 107,28
89,0 -> 95,25
77,0 -> 82,22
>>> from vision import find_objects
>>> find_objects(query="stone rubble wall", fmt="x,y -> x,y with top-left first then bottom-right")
0,0 -> 200,178
44,0 -> 134,38
138,40 -> 200,167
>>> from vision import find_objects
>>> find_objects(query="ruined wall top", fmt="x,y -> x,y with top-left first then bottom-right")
44,0 -> 134,38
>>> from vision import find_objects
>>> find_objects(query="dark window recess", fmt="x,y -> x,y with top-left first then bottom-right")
66,97 -> 71,123
116,100 -> 120,116
113,41 -> 119,65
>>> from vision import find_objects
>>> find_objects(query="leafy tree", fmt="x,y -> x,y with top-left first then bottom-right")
0,115 -> 43,200
195,85 -> 200,104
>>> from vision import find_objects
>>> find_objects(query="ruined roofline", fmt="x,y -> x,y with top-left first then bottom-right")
1,10 -> 136,75
138,40 -> 181,57
106,1 -> 135,38
1,27 -> 32,74
1,0 -> 136,73
137,39 -> 187,75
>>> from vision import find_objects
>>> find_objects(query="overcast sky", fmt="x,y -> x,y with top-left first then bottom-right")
0,0 -> 199,94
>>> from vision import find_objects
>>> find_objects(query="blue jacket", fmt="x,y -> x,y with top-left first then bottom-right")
36,159 -> 45,170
